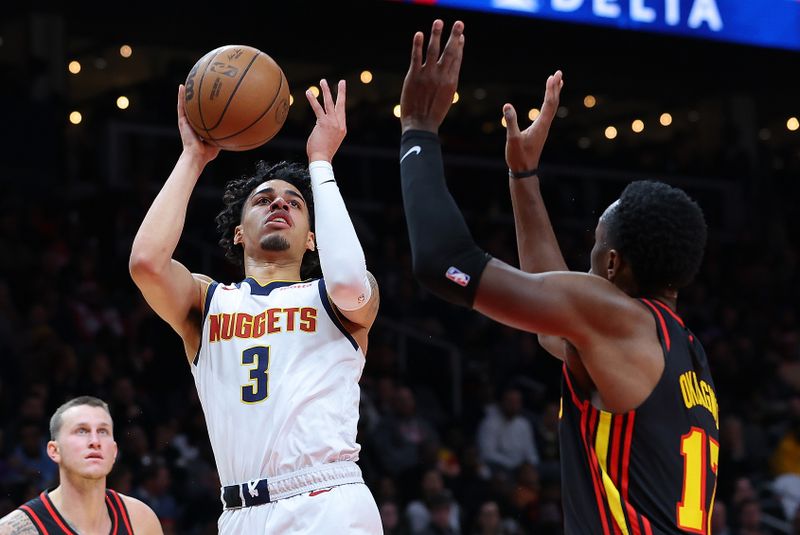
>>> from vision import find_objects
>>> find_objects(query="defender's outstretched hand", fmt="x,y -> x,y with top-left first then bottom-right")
400,19 -> 465,134
306,78 -> 347,163
504,71 -> 563,174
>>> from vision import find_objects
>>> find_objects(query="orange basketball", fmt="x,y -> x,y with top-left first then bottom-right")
183,45 -> 290,151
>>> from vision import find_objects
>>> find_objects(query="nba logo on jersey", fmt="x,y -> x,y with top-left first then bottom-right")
445,266 -> 470,287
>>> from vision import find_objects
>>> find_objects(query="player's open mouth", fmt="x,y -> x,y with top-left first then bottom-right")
265,212 -> 292,228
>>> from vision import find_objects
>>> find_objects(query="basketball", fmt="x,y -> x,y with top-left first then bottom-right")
183,45 -> 290,151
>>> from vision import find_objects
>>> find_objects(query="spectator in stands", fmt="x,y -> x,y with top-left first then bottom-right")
771,396 -> 800,476
418,490 -> 458,535
134,462 -> 179,529
470,499 -> 522,535
372,386 -> 440,481
711,500 -> 733,535
7,421 -> 57,490
477,387 -> 539,477
406,468 -> 461,534
380,500 -> 410,535
734,498 -> 777,535
533,400 -> 560,481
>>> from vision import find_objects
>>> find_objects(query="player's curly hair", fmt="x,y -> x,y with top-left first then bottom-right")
215,160 -> 321,280
604,180 -> 707,295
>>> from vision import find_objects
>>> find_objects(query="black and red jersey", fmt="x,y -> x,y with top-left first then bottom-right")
560,298 -> 719,534
18,489 -> 134,535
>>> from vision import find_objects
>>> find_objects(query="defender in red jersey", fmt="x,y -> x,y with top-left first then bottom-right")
0,396 -> 162,535
397,20 -> 716,534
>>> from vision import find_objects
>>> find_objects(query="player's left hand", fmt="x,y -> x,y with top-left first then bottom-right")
400,19 -> 465,134
306,79 -> 346,163
504,70 -> 563,175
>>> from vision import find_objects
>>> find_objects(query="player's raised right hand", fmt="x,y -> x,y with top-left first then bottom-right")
400,19 -> 465,134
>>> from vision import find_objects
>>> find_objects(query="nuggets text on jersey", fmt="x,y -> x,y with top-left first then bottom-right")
208,307 -> 317,342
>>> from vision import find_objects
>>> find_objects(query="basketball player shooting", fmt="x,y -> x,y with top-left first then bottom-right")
129,78 -> 382,533
398,20 -> 719,534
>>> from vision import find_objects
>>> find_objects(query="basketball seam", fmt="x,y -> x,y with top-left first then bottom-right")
209,68 -> 285,142
220,128 -> 280,150
196,48 -> 223,133
186,115 -> 202,134
204,51 -> 261,133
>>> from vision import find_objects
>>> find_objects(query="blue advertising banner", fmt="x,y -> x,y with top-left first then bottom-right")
403,0 -> 800,52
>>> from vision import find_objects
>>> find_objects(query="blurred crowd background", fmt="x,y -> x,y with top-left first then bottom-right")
1,3 -> 799,534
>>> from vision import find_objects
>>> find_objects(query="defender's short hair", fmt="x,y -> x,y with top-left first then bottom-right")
604,180 -> 707,294
49,396 -> 112,440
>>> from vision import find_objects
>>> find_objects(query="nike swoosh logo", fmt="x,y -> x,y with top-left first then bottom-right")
400,145 -> 422,163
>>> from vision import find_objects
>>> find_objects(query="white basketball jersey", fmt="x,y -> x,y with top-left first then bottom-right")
191,277 -> 364,486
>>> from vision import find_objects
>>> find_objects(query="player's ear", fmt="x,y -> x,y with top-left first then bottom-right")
306,231 -> 316,252
606,249 -> 621,281
607,249 -> 636,291
233,225 -> 244,246
47,440 -> 60,463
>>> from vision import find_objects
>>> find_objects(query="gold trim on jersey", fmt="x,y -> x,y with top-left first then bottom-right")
247,277 -> 304,286
595,410 -> 629,535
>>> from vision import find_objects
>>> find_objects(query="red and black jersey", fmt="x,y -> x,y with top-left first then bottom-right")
560,298 -> 719,535
18,489 -> 134,535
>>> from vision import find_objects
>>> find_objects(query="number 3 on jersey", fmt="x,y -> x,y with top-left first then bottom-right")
241,346 -> 270,403
677,427 -> 719,533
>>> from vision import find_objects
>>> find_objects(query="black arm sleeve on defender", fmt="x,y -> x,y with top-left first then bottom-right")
399,130 -> 492,308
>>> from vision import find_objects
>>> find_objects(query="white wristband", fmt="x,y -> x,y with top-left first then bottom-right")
309,160 -> 336,188
309,161 -> 372,311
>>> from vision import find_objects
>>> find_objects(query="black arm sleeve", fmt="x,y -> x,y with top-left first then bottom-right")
399,130 -> 492,308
